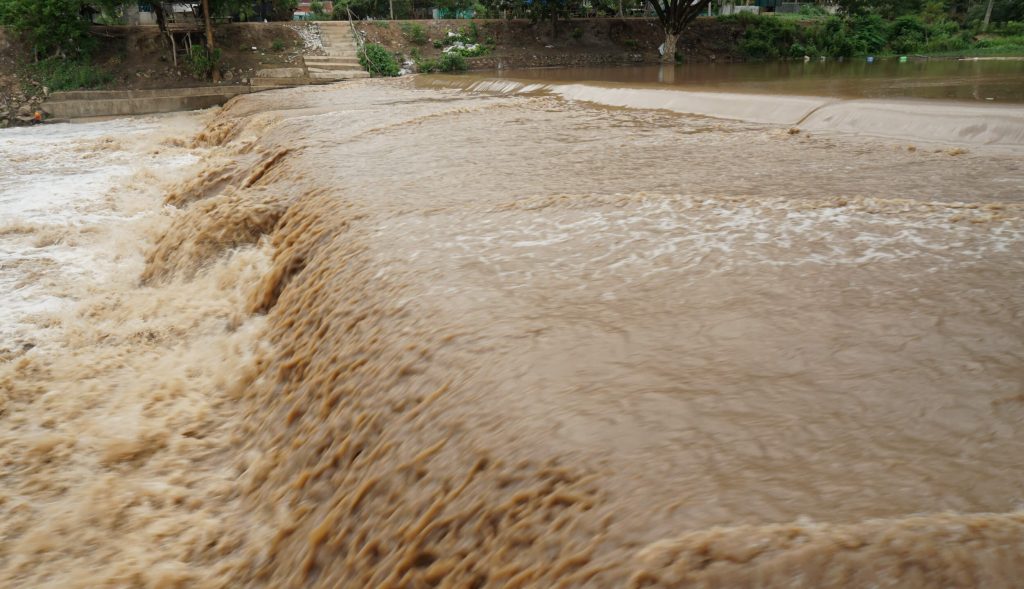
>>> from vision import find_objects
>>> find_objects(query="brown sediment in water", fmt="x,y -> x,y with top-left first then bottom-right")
143,185 -> 290,283
3,79 -> 1024,587
628,512 -> 1024,587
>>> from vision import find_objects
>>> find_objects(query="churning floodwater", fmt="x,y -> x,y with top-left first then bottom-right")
2,77 -> 1024,587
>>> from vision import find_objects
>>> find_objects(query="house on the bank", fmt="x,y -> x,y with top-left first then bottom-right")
112,2 -> 303,25
109,3 -> 200,25
294,1 -> 336,18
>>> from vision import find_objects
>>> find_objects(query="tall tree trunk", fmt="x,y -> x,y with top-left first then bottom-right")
982,0 -> 994,31
200,0 -> 221,81
153,2 -> 167,32
661,31 -> 678,63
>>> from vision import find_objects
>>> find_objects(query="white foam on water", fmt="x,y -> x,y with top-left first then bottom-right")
0,120 -> 198,349
384,194 -> 1024,298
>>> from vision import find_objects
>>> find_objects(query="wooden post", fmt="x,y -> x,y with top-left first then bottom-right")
200,0 -> 222,81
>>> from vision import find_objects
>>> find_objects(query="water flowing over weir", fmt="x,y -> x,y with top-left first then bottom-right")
3,77 -> 1024,587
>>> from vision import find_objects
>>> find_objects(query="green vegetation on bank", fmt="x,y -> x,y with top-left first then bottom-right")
730,11 -> 1024,59
359,43 -> 401,76
1,0 -> 1021,99
416,52 -> 468,72
0,0 -> 298,88
725,0 -> 1024,59
22,58 -> 112,92
187,46 -> 223,79
401,22 -> 429,45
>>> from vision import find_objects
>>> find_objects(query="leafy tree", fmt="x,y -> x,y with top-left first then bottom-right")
523,0 -> 570,23
967,0 -> 1024,25
838,0 -> 927,18
649,0 -> 712,62
0,0 -> 117,58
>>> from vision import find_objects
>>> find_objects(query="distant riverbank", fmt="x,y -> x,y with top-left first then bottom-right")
3,16 -> 1023,127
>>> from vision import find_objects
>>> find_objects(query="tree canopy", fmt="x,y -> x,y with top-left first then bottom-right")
0,0 -> 121,57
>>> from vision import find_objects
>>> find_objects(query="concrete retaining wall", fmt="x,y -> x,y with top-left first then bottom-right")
43,86 -> 252,119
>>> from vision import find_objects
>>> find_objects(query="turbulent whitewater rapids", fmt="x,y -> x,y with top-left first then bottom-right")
2,77 -> 1024,588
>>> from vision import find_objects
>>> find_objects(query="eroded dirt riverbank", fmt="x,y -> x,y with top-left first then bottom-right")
2,78 -> 1023,587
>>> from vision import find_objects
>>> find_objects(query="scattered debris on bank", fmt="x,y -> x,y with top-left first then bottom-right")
291,22 -> 326,55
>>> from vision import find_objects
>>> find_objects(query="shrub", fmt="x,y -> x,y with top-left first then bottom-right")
26,58 -> 112,91
439,53 -> 468,71
736,16 -> 801,59
417,52 -> 468,73
798,3 -> 830,18
465,21 -> 480,43
572,26 -> 583,40
187,46 -> 222,79
888,15 -> 929,53
271,38 -> 286,52
848,14 -> 888,53
359,43 -> 400,76
807,16 -> 867,57
401,22 -> 428,45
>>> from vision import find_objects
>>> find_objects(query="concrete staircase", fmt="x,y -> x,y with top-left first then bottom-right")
304,22 -> 369,81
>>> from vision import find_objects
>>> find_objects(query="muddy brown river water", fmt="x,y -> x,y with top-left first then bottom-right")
2,77 -> 1023,587
495,59 -> 1024,102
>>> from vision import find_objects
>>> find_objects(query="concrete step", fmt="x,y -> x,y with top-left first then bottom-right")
308,62 -> 363,70
309,70 -> 369,80
305,55 -> 360,63
305,60 -> 362,69
308,66 -> 365,74
256,67 -> 306,78
251,77 -> 319,87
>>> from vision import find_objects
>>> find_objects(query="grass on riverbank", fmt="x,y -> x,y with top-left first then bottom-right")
22,58 -> 112,92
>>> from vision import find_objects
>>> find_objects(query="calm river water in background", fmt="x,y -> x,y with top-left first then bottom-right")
496,58 -> 1024,102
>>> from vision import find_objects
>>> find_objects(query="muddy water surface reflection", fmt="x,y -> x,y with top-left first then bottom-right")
495,58 -> 1024,102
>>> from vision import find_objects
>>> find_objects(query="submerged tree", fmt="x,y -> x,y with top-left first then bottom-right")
649,0 -> 712,62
